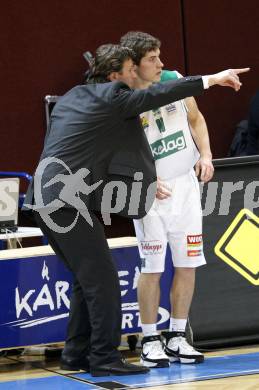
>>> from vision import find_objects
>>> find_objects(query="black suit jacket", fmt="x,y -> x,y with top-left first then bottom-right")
24,76 -> 204,219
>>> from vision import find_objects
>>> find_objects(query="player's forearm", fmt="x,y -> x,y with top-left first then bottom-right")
190,113 -> 212,158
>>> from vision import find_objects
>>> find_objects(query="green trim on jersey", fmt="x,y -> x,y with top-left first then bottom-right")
160,70 -> 178,82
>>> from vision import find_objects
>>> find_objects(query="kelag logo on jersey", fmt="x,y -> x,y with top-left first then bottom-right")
151,130 -> 186,160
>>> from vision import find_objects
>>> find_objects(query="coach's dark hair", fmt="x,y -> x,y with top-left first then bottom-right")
86,44 -> 135,84
120,31 -> 161,65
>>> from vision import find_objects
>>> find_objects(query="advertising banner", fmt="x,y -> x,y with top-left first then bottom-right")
0,247 -> 174,348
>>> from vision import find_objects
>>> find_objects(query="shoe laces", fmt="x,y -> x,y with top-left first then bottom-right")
168,336 -> 195,352
144,340 -> 164,355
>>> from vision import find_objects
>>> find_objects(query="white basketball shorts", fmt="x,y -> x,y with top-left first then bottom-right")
134,169 -> 206,272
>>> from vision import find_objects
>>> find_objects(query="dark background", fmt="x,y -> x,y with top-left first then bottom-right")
190,158 -> 259,347
1,0 -> 258,235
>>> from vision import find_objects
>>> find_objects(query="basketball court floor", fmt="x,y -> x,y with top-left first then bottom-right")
1,345 -> 259,389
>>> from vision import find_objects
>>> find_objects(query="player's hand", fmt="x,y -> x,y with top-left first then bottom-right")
156,177 -> 172,199
195,156 -> 214,183
208,68 -> 250,91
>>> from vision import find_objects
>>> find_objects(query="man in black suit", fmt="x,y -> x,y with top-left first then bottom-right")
24,44 -> 248,376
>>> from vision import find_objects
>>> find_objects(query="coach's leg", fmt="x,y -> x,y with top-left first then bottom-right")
50,209 -> 122,366
34,209 -> 121,364
34,211 -> 91,370
35,209 -> 149,375
60,279 -> 92,368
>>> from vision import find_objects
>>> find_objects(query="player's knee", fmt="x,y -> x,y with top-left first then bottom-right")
140,272 -> 162,283
174,267 -> 196,277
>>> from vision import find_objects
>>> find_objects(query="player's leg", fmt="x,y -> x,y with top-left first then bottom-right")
171,266 -> 196,326
134,215 -> 169,368
163,171 -> 206,364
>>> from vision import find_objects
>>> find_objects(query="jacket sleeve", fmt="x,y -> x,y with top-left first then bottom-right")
111,76 -> 204,119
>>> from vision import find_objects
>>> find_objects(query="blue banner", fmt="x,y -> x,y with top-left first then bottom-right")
0,246 -> 173,349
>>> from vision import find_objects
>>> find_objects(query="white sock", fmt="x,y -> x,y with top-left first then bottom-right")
169,317 -> 187,332
142,323 -> 158,337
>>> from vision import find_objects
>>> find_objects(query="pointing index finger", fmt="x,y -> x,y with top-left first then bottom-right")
233,68 -> 250,74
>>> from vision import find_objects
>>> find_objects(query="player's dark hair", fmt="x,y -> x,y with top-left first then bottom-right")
120,31 -> 161,65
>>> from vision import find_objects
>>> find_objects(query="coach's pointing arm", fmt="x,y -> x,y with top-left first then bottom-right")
112,68 -> 250,119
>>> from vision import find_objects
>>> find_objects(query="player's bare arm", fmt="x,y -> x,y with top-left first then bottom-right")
185,97 -> 214,183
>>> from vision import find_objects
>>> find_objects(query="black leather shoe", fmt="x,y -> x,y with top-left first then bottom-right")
60,356 -> 90,372
91,358 -> 150,377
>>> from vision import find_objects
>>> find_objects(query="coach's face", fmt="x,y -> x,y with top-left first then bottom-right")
137,48 -> 164,85
108,59 -> 137,88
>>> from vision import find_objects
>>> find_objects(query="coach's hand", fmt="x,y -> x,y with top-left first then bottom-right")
208,68 -> 250,91
156,177 -> 172,200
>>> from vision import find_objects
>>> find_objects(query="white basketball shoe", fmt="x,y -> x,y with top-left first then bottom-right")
162,331 -> 204,364
140,335 -> 170,368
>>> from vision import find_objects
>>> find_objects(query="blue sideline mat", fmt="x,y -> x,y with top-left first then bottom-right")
2,352 -> 259,389
0,375 -> 98,389
73,352 -> 259,388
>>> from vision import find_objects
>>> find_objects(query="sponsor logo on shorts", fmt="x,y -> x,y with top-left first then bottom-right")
141,240 -> 163,255
187,234 -> 203,246
151,131 -> 186,161
187,249 -> 203,257
165,103 -> 177,113
141,258 -> 146,268
187,235 -> 203,257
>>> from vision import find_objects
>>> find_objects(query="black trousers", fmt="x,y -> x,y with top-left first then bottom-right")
34,208 -> 121,368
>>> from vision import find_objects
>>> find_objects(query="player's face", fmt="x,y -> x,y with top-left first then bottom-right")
116,59 -> 138,88
137,49 -> 164,84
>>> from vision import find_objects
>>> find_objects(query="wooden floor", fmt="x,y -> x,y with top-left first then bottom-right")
1,344 -> 259,389
141,346 -> 259,390
146,375 -> 259,390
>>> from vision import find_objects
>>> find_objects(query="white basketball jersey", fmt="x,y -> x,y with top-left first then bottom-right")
140,71 -> 200,180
